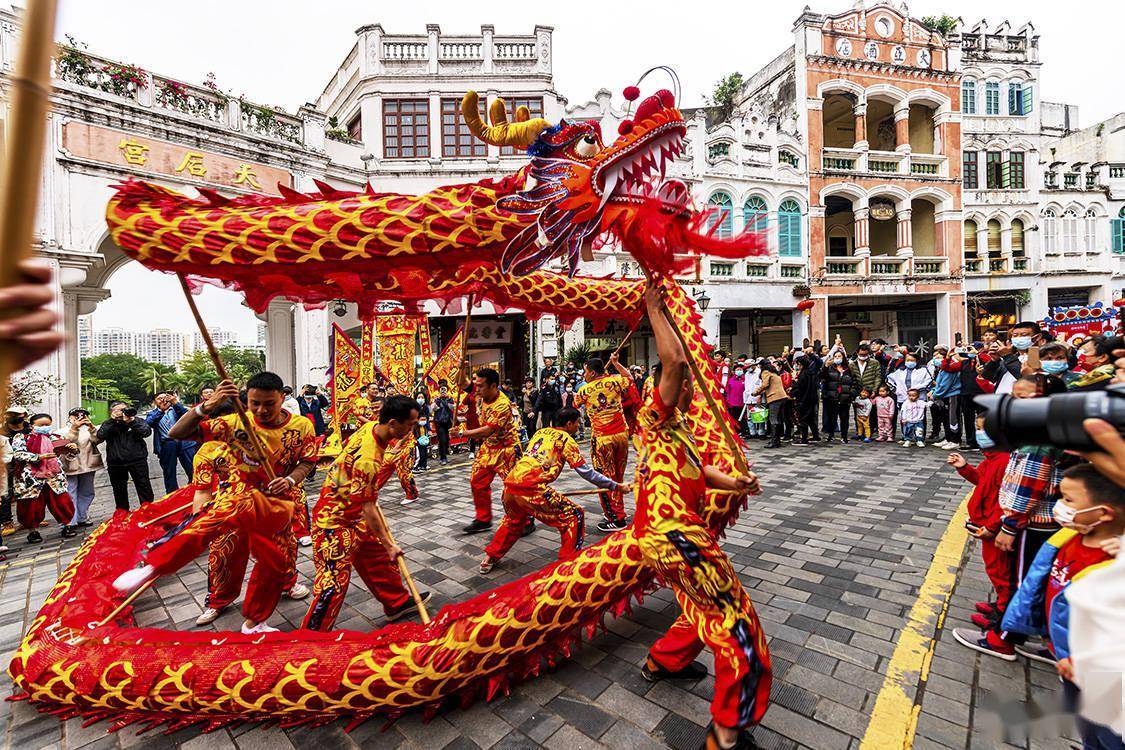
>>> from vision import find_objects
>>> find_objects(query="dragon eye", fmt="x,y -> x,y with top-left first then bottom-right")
574,135 -> 600,158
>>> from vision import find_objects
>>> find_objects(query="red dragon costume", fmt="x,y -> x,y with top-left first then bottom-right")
9,85 -> 770,731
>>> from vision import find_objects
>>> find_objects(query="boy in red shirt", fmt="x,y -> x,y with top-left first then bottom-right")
946,414 -> 1012,628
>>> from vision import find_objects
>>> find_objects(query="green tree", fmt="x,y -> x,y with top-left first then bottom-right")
706,72 -> 745,123
920,15 -> 958,36
80,353 -> 174,404
79,376 -> 128,404
174,347 -> 265,397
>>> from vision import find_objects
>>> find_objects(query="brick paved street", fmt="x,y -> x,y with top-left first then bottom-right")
0,441 -> 1081,749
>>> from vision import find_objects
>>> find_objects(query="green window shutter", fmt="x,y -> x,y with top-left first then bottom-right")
1113,218 -> 1125,254
1022,85 -> 1034,115
1008,85 -> 1018,115
1000,160 -> 1011,189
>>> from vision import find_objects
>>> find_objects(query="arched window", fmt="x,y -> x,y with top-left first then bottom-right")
964,219 -> 978,255
1011,219 -> 1025,257
743,196 -> 769,237
962,78 -> 977,115
1062,209 -> 1079,252
778,199 -> 802,257
707,192 -> 734,238
1085,209 -> 1098,252
1043,209 -> 1057,254
987,219 -> 1002,259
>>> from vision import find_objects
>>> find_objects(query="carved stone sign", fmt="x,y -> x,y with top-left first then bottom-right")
61,121 -> 292,193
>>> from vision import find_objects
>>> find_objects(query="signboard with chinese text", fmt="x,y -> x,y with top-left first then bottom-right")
1043,302 -> 1120,345
61,121 -> 292,193
467,320 -> 513,345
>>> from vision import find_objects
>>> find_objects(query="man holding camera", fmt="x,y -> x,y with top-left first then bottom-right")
96,401 -> 155,511
145,392 -> 197,494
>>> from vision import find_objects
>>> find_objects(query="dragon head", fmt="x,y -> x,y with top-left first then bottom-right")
464,88 -> 706,277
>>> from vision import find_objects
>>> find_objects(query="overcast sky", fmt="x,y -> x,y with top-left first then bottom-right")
43,0 -> 1121,340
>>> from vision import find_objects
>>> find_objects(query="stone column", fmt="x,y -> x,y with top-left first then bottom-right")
894,105 -> 911,153
896,208 -> 913,258
294,306 -> 330,390
426,24 -> 440,75
428,91 -> 442,164
481,25 -> 494,74
853,103 -> 868,150
358,24 -> 384,76
264,300 -> 297,387
298,104 -> 327,151
700,308 -> 723,348
853,207 -> 871,257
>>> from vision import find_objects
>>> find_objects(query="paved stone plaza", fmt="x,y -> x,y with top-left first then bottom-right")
0,442 -> 1080,750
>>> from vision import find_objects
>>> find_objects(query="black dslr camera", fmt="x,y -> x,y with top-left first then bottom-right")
123,406 -> 138,418
975,383 -> 1125,452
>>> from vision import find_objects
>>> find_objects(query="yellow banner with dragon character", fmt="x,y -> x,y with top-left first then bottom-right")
375,314 -> 417,395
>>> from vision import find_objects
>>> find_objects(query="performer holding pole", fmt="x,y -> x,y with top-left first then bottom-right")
575,352 -> 635,532
302,395 -> 431,631
458,367 -> 521,535
634,281 -> 771,749
479,406 -> 631,573
112,372 -> 318,635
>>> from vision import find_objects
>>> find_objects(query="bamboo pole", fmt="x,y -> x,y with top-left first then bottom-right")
92,578 -> 156,629
137,501 -> 195,528
368,501 -> 430,623
0,0 -> 60,410
177,275 -> 275,480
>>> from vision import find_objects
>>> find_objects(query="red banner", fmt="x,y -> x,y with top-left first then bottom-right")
375,314 -> 417,394
417,314 -> 434,373
425,326 -> 465,397
360,320 -> 375,387
330,324 -> 362,423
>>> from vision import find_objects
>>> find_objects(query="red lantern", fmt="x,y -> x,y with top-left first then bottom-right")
1114,299 -> 1125,308
796,299 -> 815,312
622,86 -> 641,102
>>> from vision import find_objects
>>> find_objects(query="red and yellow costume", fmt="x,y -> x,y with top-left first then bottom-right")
469,391 -> 520,523
389,433 -> 418,502
575,374 -> 631,523
302,422 -> 411,631
635,389 -> 772,729
144,413 -> 317,624
484,428 -> 589,562
350,394 -> 379,425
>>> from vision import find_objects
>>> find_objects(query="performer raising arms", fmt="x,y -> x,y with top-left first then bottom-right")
479,407 -> 631,574
575,353 -> 634,532
636,283 -> 772,750
113,372 -> 318,635
302,395 -> 431,631
459,367 -> 522,535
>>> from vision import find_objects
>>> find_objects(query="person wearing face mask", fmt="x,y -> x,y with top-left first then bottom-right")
819,350 -> 857,443
982,322 -> 1051,393
929,347 -> 962,449
724,363 -> 747,438
979,464 -> 1124,735
946,415 -> 1015,631
9,414 -> 76,544
1070,334 -> 1119,392
0,407 -> 30,536
298,385 -> 330,436
886,352 -> 932,440
938,345 -> 984,450
742,360 -> 765,439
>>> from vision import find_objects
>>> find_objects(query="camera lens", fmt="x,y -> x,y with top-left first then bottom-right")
977,384 -> 1125,452
123,407 -> 137,417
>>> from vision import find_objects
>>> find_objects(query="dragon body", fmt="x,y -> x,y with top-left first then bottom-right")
10,87 -> 764,729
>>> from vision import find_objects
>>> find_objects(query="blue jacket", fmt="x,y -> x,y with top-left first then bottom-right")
298,393 -> 329,435
1001,528 -> 1114,660
145,402 -> 190,455
930,364 -> 961,398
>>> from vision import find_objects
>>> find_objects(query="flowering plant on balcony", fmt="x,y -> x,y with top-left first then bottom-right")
156,79 -> 189,106
102,62 -> 146,98
55,35 -> 96,85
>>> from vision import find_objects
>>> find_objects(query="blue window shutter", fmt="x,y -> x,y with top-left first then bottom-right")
1008,85 -> 1018,115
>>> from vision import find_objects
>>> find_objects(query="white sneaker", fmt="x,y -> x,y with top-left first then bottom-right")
113,564 -> 155,594
400,496 -> 416,506
195,607 -> 223,625
899,440 -> 909,446
240,621 -> 278,635
916,440 -> 925,447
298,535 -> 313,547
284,582 -> 310,600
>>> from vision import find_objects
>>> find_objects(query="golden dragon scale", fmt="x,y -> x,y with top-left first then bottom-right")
7,281 -> 755,731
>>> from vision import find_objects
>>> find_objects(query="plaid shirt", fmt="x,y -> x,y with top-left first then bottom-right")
998,446 -> 1062,530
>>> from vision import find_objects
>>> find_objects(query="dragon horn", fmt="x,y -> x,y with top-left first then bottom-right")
461,91 -> 551,148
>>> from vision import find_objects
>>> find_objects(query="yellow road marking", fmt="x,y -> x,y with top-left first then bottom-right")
859,492 -> 971,750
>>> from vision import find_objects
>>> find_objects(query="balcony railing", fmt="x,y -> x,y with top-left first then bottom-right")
383,40 -> 428,60
909,154 -> 946,176
439,41 -> 483,60
870,257 -> 907,275
914,258 -> 948,276
965,258 -> 983,273
780,265 -> 804,279
53,44 -> 308,147
823,148 -> 860,172
825,257 -> 864,276
867,150 -> 906,175
988,258 -> 1008,273
745,262 -> 770,278
1012,256 -> 1029,272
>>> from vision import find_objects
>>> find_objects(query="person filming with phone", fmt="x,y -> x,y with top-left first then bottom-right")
96,401 -> 155,511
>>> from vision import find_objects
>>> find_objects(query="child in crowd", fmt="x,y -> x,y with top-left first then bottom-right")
954,375 -> 1066,662
898,389 -> 932,447
947,414 -> 1012,628
992,464 -> 1122,749
873,385 -> 895,442
853,389 -> 873,443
